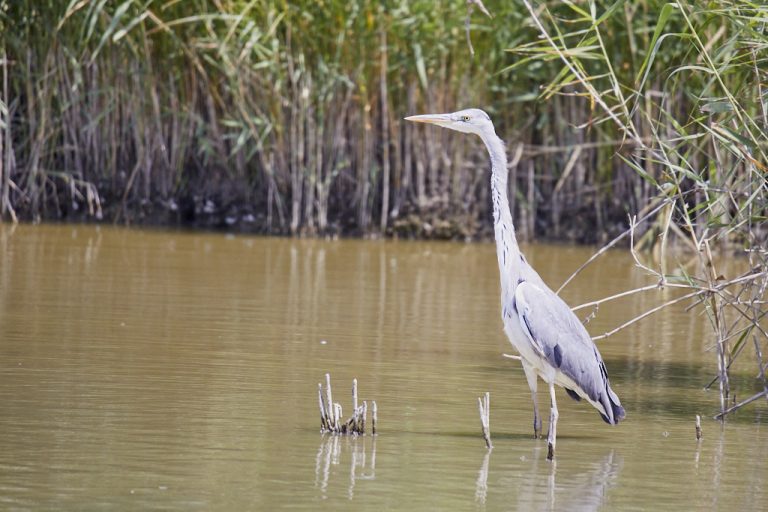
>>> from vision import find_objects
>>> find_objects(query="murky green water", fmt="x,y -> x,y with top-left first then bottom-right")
0,224 -> 765,510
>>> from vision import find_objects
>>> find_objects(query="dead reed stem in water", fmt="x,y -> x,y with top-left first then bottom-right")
318,374 -> 376,436
695,415 -> 702,441
477,392 -> 492,449
318,383 -> 328,431
372,401 -> 378,435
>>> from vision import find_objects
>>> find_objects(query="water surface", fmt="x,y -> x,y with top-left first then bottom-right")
0,224 -> 765,510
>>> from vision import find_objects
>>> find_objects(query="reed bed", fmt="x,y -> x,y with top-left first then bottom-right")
2,0 -> 753,243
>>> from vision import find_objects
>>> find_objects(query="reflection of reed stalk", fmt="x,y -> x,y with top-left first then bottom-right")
315,434 -> 376,500
474,448 -> 491,504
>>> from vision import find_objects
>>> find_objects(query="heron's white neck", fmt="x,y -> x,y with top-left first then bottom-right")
481,130 -> 521,299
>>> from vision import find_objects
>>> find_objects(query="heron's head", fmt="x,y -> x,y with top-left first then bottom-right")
405,108 -> 494,137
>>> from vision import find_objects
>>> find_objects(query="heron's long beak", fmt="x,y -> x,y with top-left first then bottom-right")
404,113 -> 452,126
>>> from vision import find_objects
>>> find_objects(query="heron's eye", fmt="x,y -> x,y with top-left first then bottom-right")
461,115 -> 471,122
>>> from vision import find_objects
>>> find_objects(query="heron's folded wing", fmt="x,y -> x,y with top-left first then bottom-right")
514,281 -> 605,401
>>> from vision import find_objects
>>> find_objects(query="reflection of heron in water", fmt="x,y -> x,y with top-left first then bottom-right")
532,450 -> 621,511
406,109 -> 625,459
476,448 -> 622,510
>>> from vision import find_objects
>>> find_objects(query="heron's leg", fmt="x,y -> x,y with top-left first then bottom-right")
521,361 -> 541,439
546,382 -> 559,461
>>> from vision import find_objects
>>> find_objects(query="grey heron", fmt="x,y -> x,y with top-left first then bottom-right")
405,108 -> 625,460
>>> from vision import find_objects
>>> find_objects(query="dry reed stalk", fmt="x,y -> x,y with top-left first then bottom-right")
318,382 -> 328,431
372,401 -> 377,435
325,373 -> 335,430
379,21 -> 390,233
318,374 -> 376,436
0,47 -> 14,222
352,378 -> 358,413
477,392 -> 492,449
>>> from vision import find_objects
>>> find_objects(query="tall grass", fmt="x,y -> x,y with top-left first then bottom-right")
0,0 -> 723,242
0,1 -> 496,235
515,0 -> 767,417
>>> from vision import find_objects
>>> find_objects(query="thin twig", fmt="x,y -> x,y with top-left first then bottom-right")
591,218 -> 766,342
629,214 -> 662,277
572,282 -> 691,312
593,271 -> 765,342
557,198 -> 670,294
592,289 -> 702,341
714,390 -> 768,420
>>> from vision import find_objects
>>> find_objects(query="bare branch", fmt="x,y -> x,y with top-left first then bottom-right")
714,390 -> 768,420
558,198 -> 670,294
593,270 -> 766,342
572,283 -> 687,312
592,289 -> 702,341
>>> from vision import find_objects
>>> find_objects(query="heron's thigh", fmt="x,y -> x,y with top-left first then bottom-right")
521,360 -> 538,392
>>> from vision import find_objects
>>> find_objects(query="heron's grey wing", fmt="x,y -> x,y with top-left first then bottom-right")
514,281 -> 610,408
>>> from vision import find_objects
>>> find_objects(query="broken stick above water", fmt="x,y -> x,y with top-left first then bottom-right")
372,400 -> 378,435
478,392 -> 492,449
695,415 -> 702,441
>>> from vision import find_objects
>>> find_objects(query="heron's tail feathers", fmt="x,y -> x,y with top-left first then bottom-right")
598,383 -> 625,425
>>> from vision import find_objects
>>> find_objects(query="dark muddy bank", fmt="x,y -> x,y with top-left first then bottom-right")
19,181 -> 631,244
